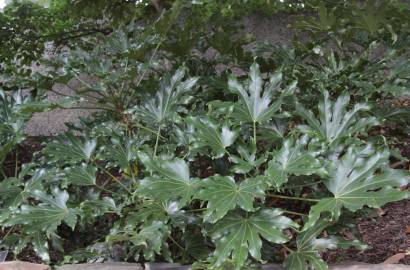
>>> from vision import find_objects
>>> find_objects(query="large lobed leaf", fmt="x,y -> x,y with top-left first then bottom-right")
210,208 -> 299,269
187,116 -> 238,158
297,91 -> 378,147
305,145 -> 409,229
138,153 -> 198,206
42,133 -> 97,163
7,188 -> 78,235
266,136 -> 322,189
131,68 -> 198,126
194,176 -> 265,223
228,62 -> 296,124
284,220 -> 330,270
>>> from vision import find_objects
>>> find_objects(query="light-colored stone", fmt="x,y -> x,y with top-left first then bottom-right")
330,263 -> 410,270
25,78 -> 98,136
54,262 -> 410,270
57,262 -> 142,270
0,261 -> 49,270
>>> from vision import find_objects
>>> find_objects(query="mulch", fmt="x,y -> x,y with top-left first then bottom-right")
326,199 -> 410,265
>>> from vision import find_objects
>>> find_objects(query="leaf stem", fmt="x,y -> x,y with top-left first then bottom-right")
186,207 -> 207,212
267,193 -> 320,202
253,121 -> 257,145
168,235 -> 184,250
2,225 -> 15,239
94,163 -> 132,195
285,181 -> 322,189
94,185 -> 121,197
153,126 -> 162,157
281,244 -> 294,253
282,210 -> 307,216
133,122 -> 166,139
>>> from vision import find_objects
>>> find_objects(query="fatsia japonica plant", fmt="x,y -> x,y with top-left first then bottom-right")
1,63 -> 409,270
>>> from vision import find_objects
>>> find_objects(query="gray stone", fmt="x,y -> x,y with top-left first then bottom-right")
57,262 -> 410,270
145,263 -> 191,270
25,78 -> 98,136
57,262 -> 142,270
0,261 -> 49,270
330,263 -> 410,270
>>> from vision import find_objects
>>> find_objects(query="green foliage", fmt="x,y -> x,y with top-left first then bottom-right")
210,209 -> 298,268
1,1 -> 410,270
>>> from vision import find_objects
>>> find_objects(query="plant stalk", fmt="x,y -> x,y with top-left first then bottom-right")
253,121 -> 257,144
153,125 -> 161,157
267,193 -> 320,202
282,210 -> 306,216
95,163 -> 132,194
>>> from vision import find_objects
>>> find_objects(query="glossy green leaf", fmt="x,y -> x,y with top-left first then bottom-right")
131,68 -> 198,126
284,220 -> 330,270
80,197 -> 120,217
305,145 -> 409,229
195,176 -> 265,223
107,221 -> 170,261
266,136 -> 322,189
7,188 -> 78,234
230,144 -> 267,174
297,91 -> 378,147
210,209 -> 298,269
138,153 -> 198,206
100,137 -> 138,172
228,62 -> 296,124
32,232 -> 50,262
43,133 -> 96,163
63,163 -> 97,186
187,117 -> 238,158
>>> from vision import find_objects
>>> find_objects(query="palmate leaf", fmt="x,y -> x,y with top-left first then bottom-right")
230,144 -> 267,174
296,91 -> 378,147
284,220 -> 366,270
7,188 -> 78,235
1,168 -> 46,222
131,68 -> 198,126
228,62 -> 296,124
63,163 -> 97,186
210,209 -> 299,269
266,136 -> 322,189
284,220 -> 330,270
100,137 -> 139,173
80,197 -> 120,218
108,221 -> 171,262
187,117 -> 238,158
304,145 -> 409,229
42,133 -> 96,163
138,153 -> 198,206
194,176 -> 265,223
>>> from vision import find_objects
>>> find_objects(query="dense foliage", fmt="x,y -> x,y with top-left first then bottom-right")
1,0 -> 410,269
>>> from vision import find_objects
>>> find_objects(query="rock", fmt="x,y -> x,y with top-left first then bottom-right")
330,263 -> 410,270
0,261 -> 49,270
55,262 -> 410,270
145,263 -> 191,270
56,262 -> 143,270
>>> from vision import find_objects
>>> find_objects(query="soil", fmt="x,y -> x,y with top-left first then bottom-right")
325,198 -> 410,265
